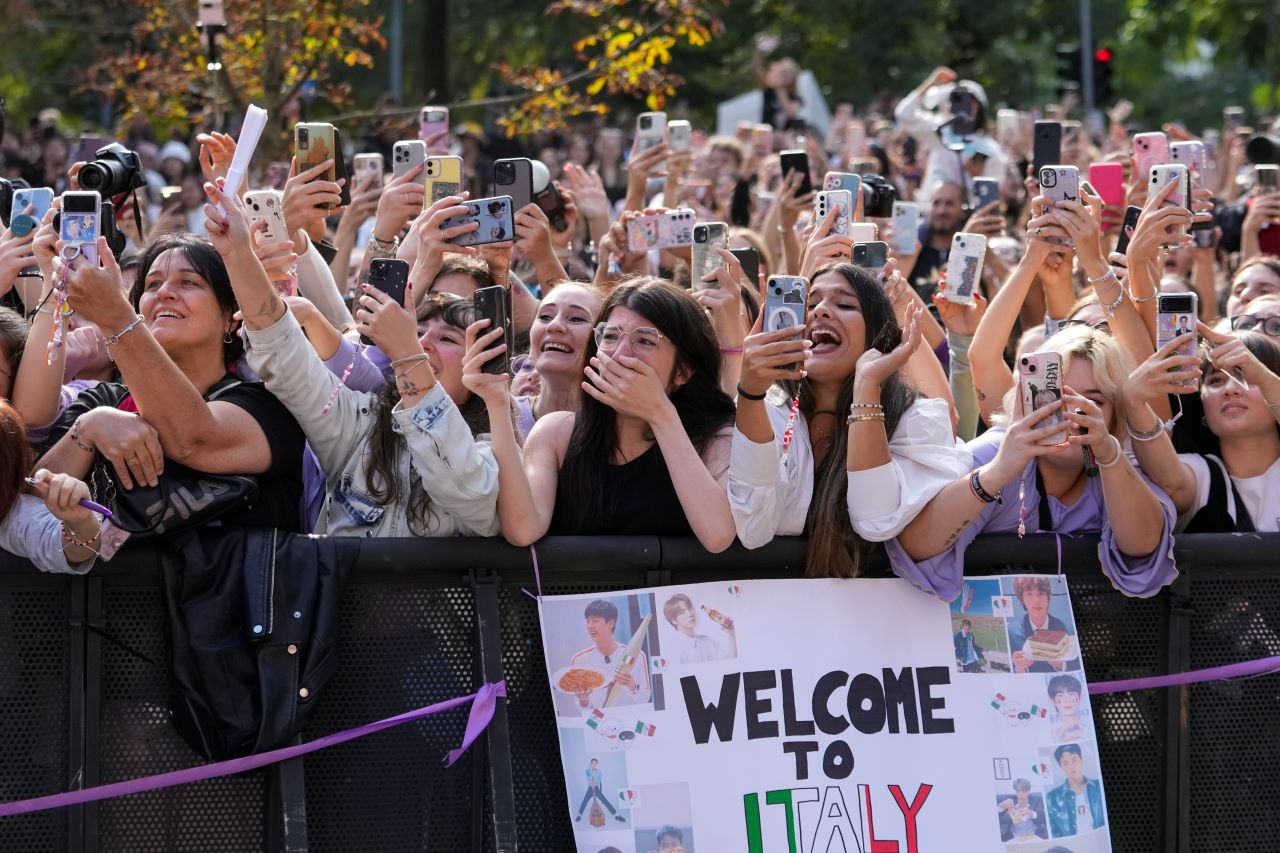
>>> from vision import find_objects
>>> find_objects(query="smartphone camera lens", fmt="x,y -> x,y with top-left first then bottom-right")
496,162 -> 513,184
640,116 -> 652,130
1028,363 -> 1038,373
694,225 -> 707,242
298,127 -> 309,146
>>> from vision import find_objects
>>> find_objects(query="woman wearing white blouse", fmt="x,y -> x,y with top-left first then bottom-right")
728,263 -> 970,580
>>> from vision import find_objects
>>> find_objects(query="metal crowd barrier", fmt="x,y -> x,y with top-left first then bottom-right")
0,532 -> 1277,852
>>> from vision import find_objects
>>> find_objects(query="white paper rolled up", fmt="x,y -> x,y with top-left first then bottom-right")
216,104 -> 269,216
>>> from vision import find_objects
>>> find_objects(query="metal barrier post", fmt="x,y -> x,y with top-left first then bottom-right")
1164,572 -> 1193,853
67,576 -> 88,853
471,568 -> 518,853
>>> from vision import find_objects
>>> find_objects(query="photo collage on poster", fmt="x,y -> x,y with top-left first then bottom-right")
950,575 -> 1110,853
543,586 -> 742,853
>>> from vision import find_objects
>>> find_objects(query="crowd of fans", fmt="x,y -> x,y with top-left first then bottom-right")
1,56 -> 1279,601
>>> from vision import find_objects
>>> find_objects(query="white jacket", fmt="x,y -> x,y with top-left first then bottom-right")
1,494 -> 96,574
728,395 -> 971,549
245,311 -> 500,538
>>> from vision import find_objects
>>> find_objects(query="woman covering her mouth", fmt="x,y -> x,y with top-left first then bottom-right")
728,261 -> 970,581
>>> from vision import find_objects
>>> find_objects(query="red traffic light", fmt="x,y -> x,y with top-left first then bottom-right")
1094,48 -> 1113,63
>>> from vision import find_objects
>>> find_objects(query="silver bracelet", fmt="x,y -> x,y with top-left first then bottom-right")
104,314 -> 146,352
1126,415 -> 1166,442
367,233 -> 400,255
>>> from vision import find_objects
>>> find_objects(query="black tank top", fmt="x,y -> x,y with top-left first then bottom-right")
550,443 -> 694,537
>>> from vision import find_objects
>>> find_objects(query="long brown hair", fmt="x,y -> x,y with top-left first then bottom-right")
782,263 -> 919,578
362,294 -> 489,534
0,401 -> 34,522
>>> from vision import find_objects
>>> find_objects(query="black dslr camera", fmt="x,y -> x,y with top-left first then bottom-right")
78,143 -> 147,198
860,174 -> 897,219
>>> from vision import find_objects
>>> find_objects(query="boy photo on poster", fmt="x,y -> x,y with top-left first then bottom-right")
951,578 -> 1011,673
1004,576 -> 1081,673
657,589 -> 738,666
544,595 -> 662,716
1043,741 -> 1108,837
995,777 -> 1048,842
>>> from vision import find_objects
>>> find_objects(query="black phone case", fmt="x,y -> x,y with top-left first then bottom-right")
1033,123 -> 1062,175
1115,206 -> 1143,255
333,127 -> 352,208
473,285 -> 512,375
780,152 -> 812,196
729,248 -> 759,287
535,184 -> 568,231
361,259 -> 410,345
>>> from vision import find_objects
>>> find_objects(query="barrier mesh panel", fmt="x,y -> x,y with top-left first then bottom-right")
1188,575 -> 1280,851
302,582 -> 480,853
99,584 -> 266,852
0,585 -> 69,853
1068,574 -> 1166,853
500,576 -> 647,853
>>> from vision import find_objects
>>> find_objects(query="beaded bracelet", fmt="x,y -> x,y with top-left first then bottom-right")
846,412 -> 886,424
848,401 -> 883,410
61,522 -> 102,550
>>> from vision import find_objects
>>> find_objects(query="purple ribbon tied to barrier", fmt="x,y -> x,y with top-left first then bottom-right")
1088,655 -> 1280,695
0,680 -> 507,818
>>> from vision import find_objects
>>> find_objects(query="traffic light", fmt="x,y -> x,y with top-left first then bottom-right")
1093,47 -> 1114,104
1056,43 -> 1082,97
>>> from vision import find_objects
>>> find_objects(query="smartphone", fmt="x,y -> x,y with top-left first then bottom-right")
10,187 -> 53,237
822,171 -> 861,198
1151,163 -> 1189,248
814,190 -> 853,237
1223,106 -> 1245,132
1018,351 -> 1065,443
1156,293 -> 1198,366
295,123 -> 338,206
730,247 -> 759,287
360,259 -> 411,346
626,208 -> 695,252
668,120 -> 692,154
1169,141 -> 1205,191
1133,132 -> 1170,185
1033,121 -> 1062,175
1087,163 -> 1125,208
244,189 -> 289,245
441,196 -> 515,247
392,140 -> 427,184
996,109 -> 1021,147
492,158 -> 534,211
473,284 -> 513,375
780,149 -> 813,195
848,222 -> 877,244
0,179 -> 13,227
763,275 -> 807,370
890,201 -> 920,256
942,232 -> 986,306
1039,165 -> 1080,205
424,155 -> 463,204
60,191 -> 102,267
852,241 -> 888,270
198,0 -> 226,27
971,177 -> 1001,212
842,120 -> 866,164
419,106 -> 449,144
353,152 -> 384,183
1257,164 -> 1279,191
752,124 -> 775,160
534,182 -> 570,232
635,112 -> 668,155
690,221 -> 730,289
1114,205 -> 1143,255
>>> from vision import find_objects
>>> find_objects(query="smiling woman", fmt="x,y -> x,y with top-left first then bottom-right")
511,282 -> 605,437
36,232 -> 307,533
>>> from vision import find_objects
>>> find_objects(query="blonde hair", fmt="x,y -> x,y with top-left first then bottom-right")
993,325 -> 1133,434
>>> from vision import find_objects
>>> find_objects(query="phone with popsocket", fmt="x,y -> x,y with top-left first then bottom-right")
10,187 -> 53,237
763,275 -> 807,370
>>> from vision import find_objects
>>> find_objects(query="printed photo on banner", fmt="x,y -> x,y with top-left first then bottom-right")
560,727 -> 632,830
1003,575 -> 1081,674
655,587 -> 739,667
630,783 -> 695,852
994,775 -> 1048,843
952,578 -> 1012,673
1006,827 -> 1113,853
1045,673 -> 1092,743
543,594 -> 664,718
1040,741 -> 1107,838
987,680 -> 1054,738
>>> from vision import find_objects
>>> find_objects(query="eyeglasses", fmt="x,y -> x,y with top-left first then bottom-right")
510,354 -> 536,373
593,323 -> 667,355
1061,318 -> 1111,335
1231,314 -> 1280,338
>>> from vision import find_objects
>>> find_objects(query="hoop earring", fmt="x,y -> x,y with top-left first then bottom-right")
1201,416 -> 1208,427
224,333 -> 234,345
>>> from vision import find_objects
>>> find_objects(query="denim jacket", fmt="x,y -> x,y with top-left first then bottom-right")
245,312 -> 500,538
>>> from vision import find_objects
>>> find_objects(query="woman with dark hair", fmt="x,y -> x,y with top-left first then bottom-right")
730,262 -> 970,578
470,278 -> 737,552
512,282 -> 605,436
202,181 -> 500,537
1124,327 -> 1280,532
0,400 -> 101,573
36,231 -> 306,532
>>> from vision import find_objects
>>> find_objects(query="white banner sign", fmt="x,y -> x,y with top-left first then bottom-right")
539,575 -> 1111,853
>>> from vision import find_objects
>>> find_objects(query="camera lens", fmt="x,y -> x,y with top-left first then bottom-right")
1028,364 -> 1038,373
496,163 -> 514,183
640,116 -> 652,129
694,226 -> 707,241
